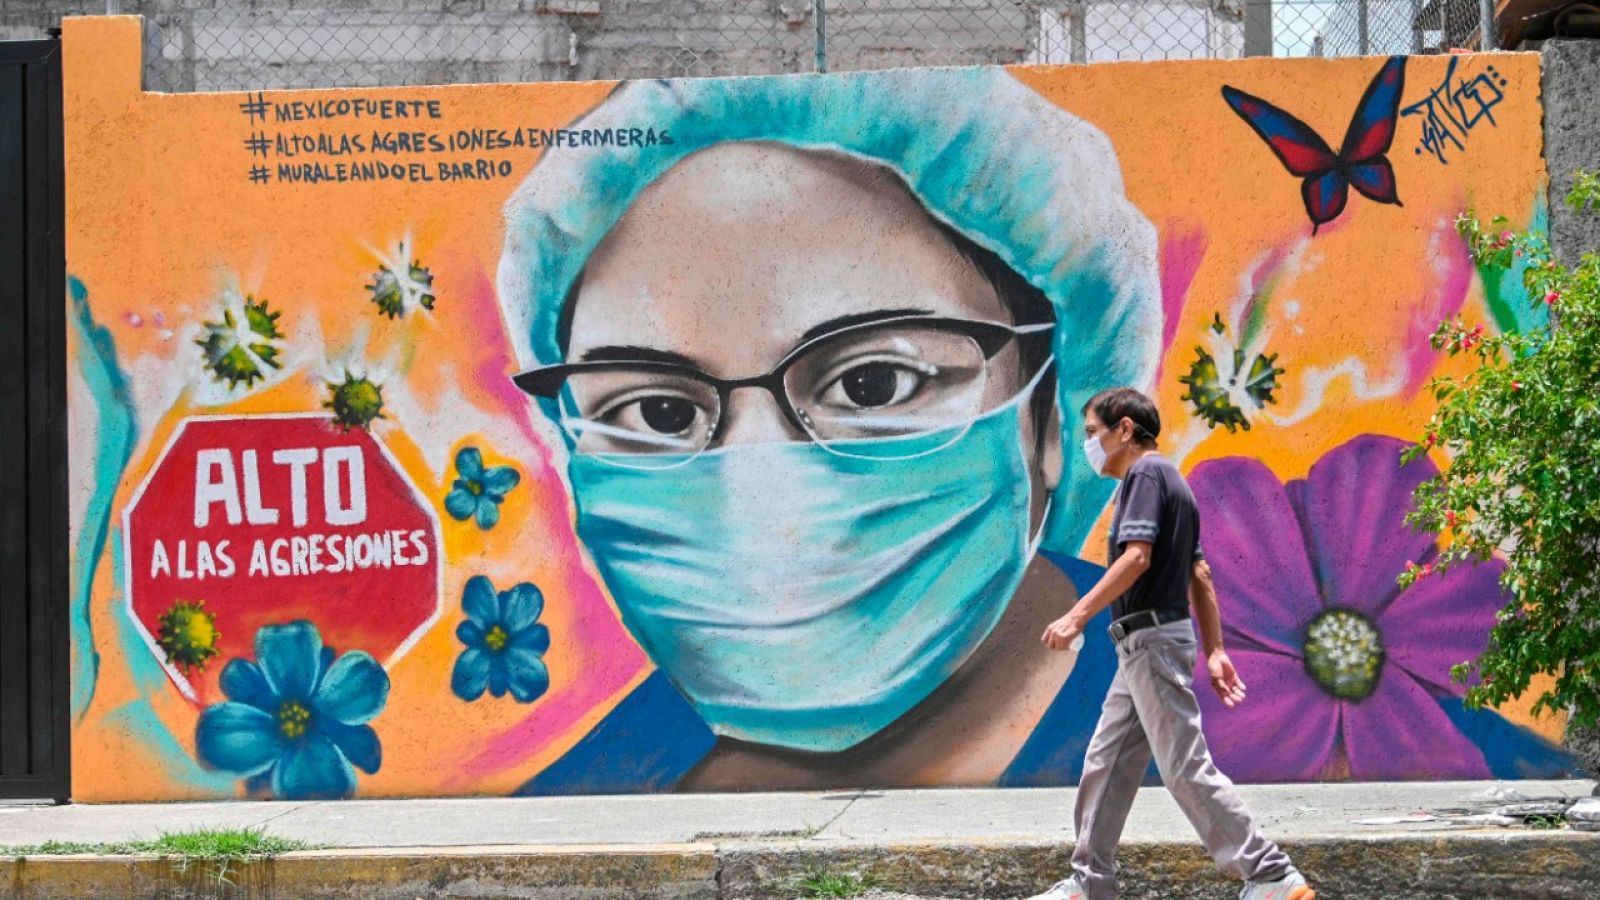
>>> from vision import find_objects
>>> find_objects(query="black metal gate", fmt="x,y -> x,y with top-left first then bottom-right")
0,36 -> 69,804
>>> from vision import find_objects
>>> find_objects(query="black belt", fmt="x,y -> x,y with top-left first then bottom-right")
1108,608 -> 1190,642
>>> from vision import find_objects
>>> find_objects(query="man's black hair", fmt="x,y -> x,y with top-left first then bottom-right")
1082,387 -> 1160,446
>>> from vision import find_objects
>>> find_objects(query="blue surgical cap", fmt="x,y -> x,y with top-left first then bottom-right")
497,66 -> 1161,556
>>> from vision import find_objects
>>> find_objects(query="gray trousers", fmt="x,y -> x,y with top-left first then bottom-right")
1070,618 -> 1292,899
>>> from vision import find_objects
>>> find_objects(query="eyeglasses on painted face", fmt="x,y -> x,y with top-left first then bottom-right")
513,315 -> 1055,469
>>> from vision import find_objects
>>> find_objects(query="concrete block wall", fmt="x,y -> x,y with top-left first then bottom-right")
560,0 -> 816,80
151,9 -> 576,90
3,0 -> 1250,89
1,0 -> 97,41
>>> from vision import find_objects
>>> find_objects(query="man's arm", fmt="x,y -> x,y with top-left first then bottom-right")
1041,541 -> 1151,650
1189,559 -> 1225,655
1190,559 -> 1247,707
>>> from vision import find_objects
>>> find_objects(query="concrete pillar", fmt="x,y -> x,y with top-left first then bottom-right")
1244,0 -> 1272,57
1542,40 -> 1600,269
1541,39 -> 1600,780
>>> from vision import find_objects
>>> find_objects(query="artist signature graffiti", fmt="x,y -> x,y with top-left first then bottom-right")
1402,58 -> 1509,165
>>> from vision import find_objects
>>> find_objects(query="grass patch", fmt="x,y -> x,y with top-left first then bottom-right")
144,828 -> 311,858
1,827 -> 317,883
796,869 -> 879,898
2,827 -> 313,858
3,840 -> 129,856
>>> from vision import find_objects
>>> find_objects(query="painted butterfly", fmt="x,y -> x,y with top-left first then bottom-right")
1222,56 -> 1407,233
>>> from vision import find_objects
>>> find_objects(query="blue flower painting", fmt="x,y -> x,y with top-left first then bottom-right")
444,446 -> 521,530
453,576 -> 551,703
195,621 -> 389,800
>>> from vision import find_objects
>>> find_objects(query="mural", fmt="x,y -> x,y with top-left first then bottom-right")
63,16 -> 1577,802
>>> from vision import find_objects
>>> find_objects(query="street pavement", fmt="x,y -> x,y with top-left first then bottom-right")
4,779 -> 1591,848
3,780 -> 1597,898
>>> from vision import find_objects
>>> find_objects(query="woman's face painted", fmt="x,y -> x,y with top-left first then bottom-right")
554,144 -> 1062,752
564,142 -> 1031,448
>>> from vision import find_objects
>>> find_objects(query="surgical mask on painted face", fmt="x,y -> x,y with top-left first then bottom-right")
1082,434 -> 1110,478
566,376 -> 1050,753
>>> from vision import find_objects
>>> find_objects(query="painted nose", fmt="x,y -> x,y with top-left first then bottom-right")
713,385 -> 809,446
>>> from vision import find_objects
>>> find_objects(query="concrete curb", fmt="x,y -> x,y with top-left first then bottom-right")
5,832 -> 1600,899
719,833 -> 1600,899
3,844 -> 719,900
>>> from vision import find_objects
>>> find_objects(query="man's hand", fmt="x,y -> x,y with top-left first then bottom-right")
1207,649 -> 1247,707
1042,613 -> 1085,651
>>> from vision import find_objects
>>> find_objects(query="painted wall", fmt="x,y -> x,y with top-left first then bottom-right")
63,15 -> 1580,802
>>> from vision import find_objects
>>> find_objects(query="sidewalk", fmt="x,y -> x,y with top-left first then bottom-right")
4,780 -> 1598,898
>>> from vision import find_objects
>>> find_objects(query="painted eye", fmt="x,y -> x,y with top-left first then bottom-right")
636,396 -> 699,434
561,371 -> 717,457
835,362 -> 924,409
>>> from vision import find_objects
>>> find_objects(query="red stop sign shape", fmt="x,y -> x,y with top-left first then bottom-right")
124,414 -> 442,704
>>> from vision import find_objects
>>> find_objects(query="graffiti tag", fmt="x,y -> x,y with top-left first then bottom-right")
1402,58 -> 1509,165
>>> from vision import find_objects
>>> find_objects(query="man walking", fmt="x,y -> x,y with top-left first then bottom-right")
1029,388 -> 1314,900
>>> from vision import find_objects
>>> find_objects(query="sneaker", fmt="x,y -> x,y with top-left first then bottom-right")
1023,875 -> 1089,900
1239,868 -> 1315,900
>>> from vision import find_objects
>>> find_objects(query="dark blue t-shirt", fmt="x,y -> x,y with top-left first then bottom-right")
1108,454 -> 1204,620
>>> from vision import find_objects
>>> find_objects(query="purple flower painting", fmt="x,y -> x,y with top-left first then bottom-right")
1189,434 -> 1504,781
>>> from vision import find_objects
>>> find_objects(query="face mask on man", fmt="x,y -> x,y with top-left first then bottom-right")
566,367 -> 1053,753
1083,433 -> 1110,477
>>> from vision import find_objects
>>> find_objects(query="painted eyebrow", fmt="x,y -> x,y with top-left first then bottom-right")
578,345 -> 704,368
799,308 -> 934,344
576,309 -> 936,368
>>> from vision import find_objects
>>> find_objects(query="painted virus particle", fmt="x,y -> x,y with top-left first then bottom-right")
156,600 -> 221,672
325,372 -> 386,432
1178,315 -> 1286,433
366,234 -> 436,319
1179,344 -> 1285,433
196,293 -> 285,388
368,262 -> 436,319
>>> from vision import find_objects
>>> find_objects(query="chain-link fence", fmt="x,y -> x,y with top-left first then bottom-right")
1309,0 -> 1496,56
1,0 -> 1500,92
